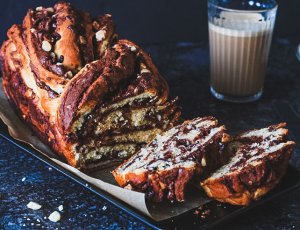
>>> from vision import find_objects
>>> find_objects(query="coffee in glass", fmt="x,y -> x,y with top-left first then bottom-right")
208,0 -> 277,102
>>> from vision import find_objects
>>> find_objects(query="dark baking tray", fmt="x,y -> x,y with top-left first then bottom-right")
1,120 -> 300,230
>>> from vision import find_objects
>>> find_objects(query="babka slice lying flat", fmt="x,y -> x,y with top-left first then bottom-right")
201,123 -> 295,205
0,2 -> 180,170
113,117 -> 228,202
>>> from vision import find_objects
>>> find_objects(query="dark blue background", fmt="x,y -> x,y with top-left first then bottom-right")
1,0 -> 299,45
1,1 -> 300,229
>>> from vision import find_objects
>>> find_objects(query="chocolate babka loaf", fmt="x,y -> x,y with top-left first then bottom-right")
201,123 -> 295,205
113,117 -> 228,202
0,2 -> 180,170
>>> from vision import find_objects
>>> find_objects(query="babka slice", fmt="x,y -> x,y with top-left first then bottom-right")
112,117 -> 227,202
0,2 -> 180,170
201,123 -> 295,206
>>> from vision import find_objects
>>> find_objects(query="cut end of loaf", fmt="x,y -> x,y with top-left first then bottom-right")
113,116 -> 227,202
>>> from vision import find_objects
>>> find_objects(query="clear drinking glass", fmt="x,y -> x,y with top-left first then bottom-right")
208,0 -> 277,103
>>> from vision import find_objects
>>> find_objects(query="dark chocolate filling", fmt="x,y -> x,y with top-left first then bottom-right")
30,5 -> 95,77
30,8 -> 67,75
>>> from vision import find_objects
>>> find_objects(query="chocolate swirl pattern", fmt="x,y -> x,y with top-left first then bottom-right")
113,117 -> 227,202
0,2 -> 180,170
201,123 -> 295,205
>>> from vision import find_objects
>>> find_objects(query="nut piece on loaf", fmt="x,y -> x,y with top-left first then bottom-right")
0,2 -> 180,170
201,123 -> 295,206
112,117 -> 228,202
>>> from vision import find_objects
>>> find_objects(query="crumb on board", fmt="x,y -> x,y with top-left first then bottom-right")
194,205 -> 211,219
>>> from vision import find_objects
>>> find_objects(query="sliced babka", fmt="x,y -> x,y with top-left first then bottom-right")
201,123 -> 295,205
112,117 -> 228,202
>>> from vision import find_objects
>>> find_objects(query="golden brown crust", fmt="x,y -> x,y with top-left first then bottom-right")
58,44 -> 136,132
0,2 -> 178,170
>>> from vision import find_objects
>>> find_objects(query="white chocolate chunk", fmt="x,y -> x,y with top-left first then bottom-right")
27,201 -> 42,210
48,211 -> 61,222
42,41 -> 52,52
46,7 -> 54,12
141,69 -> 151,74
95,30 -> 106,41
66,71 -> 73,78
129,46 -> 137,52
201,157 -> 206,167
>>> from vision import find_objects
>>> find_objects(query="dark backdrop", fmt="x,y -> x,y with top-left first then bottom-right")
1,0 -> 299,44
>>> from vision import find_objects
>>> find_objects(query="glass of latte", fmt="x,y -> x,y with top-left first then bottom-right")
208,0 -> 277,103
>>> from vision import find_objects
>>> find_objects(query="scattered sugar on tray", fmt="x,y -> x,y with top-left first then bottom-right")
22,177 -> 26,182
102,205 -> 107,211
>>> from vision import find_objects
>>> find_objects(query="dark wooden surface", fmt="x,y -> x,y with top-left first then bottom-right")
1,38 -> 300,229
